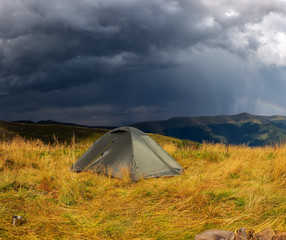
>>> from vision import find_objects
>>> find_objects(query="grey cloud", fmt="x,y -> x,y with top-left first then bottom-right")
1,0 -> 286,124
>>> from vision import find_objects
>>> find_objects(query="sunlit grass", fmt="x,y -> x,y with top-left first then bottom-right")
1,136 -> 286,239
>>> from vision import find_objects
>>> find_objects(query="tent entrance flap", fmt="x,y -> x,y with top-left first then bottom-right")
82,140 -> 115,171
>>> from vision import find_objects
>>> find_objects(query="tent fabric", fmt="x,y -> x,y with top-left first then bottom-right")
70,126 -> 183,181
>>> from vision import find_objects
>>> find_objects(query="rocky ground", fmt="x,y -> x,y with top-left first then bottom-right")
195,227 -> 286,240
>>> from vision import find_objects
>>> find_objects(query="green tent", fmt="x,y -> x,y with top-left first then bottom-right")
71,126 -> 182,181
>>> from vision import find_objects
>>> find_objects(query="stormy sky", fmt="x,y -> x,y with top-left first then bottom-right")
1,0 -> 286,125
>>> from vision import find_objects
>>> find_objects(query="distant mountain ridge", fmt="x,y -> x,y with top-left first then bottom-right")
4,113 -> 286,146
131,113 -> 286,146
13,120 -> 115,129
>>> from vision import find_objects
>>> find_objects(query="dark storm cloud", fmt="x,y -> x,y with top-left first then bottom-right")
1,0 -> 286,124
0,0 -> 274,91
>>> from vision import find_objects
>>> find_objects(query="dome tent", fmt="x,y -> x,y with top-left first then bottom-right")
70,126 -> 183,181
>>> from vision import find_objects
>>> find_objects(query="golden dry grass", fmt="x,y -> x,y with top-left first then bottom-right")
1,136 -> 286,239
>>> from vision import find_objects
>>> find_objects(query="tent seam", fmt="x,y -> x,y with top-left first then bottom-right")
129,129 -> 137,180
139,136 -> 181,174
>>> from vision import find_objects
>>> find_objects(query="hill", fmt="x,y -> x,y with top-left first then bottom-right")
0,120 -> 181,147
132,113 -> 286,146
0,120 -> 109,144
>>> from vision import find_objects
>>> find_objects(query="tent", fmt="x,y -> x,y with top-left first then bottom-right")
70,126 -> 183,181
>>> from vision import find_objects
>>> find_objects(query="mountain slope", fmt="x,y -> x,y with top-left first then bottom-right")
132,113 -> 286,146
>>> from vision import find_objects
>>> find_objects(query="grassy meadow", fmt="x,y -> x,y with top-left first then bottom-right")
1,133 -> 286,239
